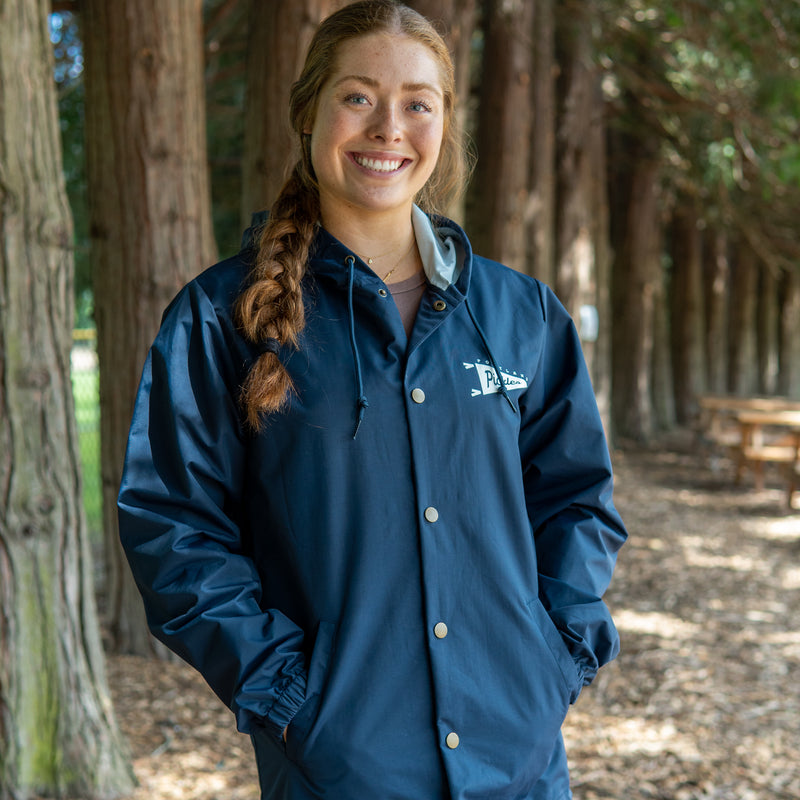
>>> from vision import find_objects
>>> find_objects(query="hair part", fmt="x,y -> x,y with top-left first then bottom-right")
235,0 -> 470,430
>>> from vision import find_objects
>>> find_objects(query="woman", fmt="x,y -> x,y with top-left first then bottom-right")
118,2 -> 627,799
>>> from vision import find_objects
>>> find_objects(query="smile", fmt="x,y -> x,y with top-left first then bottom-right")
353,154 -> 406,173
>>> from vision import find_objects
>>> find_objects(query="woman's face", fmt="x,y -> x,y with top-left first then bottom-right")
308,32 -> 445,224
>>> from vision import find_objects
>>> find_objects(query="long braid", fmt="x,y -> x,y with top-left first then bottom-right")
235,162 -> 319,430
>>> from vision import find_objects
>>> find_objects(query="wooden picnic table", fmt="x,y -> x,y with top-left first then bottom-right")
696,396 -> 800,507
733,408 -> 800,507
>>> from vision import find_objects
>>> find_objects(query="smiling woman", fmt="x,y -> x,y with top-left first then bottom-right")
117,2 -> 628,799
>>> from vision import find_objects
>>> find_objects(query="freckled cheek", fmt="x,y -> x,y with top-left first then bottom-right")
419,126 -> 444,167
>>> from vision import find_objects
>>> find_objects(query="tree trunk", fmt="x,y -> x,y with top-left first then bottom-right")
554,5 -> 595,318
241,0 -> 348,225
408,0 -> 478,223
702,228 -> 729,395
553,4 -> 611,431
83,0 -> 217,655
777,268 -> 800,397
669,200 -> 704,424
651,260 -> 675,430
466,0 -> 534,271
726,241 -> 758,395
756,264 -> 779,395
0,0 -> 134,794
528,0 -> 556,287
610,145 -> 661,442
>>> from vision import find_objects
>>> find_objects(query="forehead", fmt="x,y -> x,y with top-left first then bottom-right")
326,32 -> 444,94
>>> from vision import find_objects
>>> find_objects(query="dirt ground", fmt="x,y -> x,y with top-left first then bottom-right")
108,437 -> 800,800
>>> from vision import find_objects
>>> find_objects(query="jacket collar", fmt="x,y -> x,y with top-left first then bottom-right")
241,206 -> 471,295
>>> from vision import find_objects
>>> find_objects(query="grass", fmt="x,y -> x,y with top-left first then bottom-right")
71,351 -> 102,540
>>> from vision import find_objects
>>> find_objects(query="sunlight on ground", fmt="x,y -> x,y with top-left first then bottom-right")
565,715 -> 702,761
678,534 -> 773,574
744,515 -> 800,541
612,609 -> 700,640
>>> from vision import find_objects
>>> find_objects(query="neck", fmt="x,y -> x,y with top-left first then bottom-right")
320,202 -> 421,284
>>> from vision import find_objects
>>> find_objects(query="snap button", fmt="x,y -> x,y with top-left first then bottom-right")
411,388 -> 426,404
434,622 -> 448,639
424,506 -> 439,523
433,300 -> 447,311
446,732 -> 460,749
378,288 -> 388,297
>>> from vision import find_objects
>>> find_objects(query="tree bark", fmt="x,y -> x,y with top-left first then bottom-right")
651,259 -> 675,431
756,265 -> 779,395
466,0 -> 534,271
702,228 -> 729,395
554,5 -> 596,318
407,0 -> 478,223
0,0 -> 134,794
83,0 -> 217,655
528,0 -> 556,287
669,200 -> 704,424
726,240 -> 758,395
610,142 -> 661,442
241,0 -> 348,224
777,268 -> 800,397
553,4 -> 611,430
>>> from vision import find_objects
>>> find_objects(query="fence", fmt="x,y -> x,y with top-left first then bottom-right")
71,329 -> 102,539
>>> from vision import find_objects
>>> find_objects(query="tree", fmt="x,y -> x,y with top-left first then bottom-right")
408,0 -> 478,222
466,0 -> 535,271
83,0 -> 218,655
0,0 -> 134,794
554,0 -> 612,425
241,0 -> 348,224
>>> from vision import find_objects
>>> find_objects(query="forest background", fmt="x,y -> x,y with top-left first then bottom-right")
1,0 -> 799,797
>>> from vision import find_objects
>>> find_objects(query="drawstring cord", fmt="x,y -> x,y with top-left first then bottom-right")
465,298 -> 517,413
346,256 -> 369,438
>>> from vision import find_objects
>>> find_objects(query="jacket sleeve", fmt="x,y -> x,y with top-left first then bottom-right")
519,282 -> 627,692
117,279 -> 307,738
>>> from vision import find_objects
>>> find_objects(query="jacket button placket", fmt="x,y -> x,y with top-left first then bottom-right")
407,369 -> 461,760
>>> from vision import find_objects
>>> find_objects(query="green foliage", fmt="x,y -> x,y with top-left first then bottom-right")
597,0 -> 800,270
51,12 -> 91,313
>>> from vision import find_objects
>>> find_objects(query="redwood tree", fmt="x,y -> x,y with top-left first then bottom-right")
241,0 -> 348,223
0,0 -> 134,794
83,0 -> 217,655
466,0 -> 535,272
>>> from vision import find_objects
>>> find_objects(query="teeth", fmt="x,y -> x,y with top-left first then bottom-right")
355,155 -> 403,172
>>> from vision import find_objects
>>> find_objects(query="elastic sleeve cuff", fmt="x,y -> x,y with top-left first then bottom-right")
263,672 -> 308,740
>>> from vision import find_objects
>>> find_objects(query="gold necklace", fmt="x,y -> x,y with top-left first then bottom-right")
359,237 -> 416,281
379,239 -> 417,283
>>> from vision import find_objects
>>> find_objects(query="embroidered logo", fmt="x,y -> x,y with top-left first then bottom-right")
463,359 -> 529,397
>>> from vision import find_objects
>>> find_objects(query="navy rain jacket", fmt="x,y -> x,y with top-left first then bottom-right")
118,210 -> 627,800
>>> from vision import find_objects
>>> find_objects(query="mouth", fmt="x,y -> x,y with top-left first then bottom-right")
351,153 -> 409,174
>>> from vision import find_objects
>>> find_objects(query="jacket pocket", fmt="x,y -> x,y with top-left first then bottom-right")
526,598 -> 581,704
284,620 -> 337,769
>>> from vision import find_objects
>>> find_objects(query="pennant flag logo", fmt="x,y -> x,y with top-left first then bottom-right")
463,360 -> 529,397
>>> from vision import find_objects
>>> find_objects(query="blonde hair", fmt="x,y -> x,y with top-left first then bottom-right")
235,0 -> 470,429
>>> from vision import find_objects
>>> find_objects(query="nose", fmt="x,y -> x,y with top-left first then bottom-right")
368,103 -> 401,142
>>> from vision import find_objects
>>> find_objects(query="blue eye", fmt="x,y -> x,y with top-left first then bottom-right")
345,93 -> 369,105
408,100 -> 432,113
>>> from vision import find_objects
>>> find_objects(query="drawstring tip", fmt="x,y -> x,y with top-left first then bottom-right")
352,396 -> 369,439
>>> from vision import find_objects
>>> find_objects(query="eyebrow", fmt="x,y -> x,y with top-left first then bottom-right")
333,74 -> 442,95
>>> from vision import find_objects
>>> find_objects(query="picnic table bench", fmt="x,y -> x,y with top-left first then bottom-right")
696,396 -> 800,508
